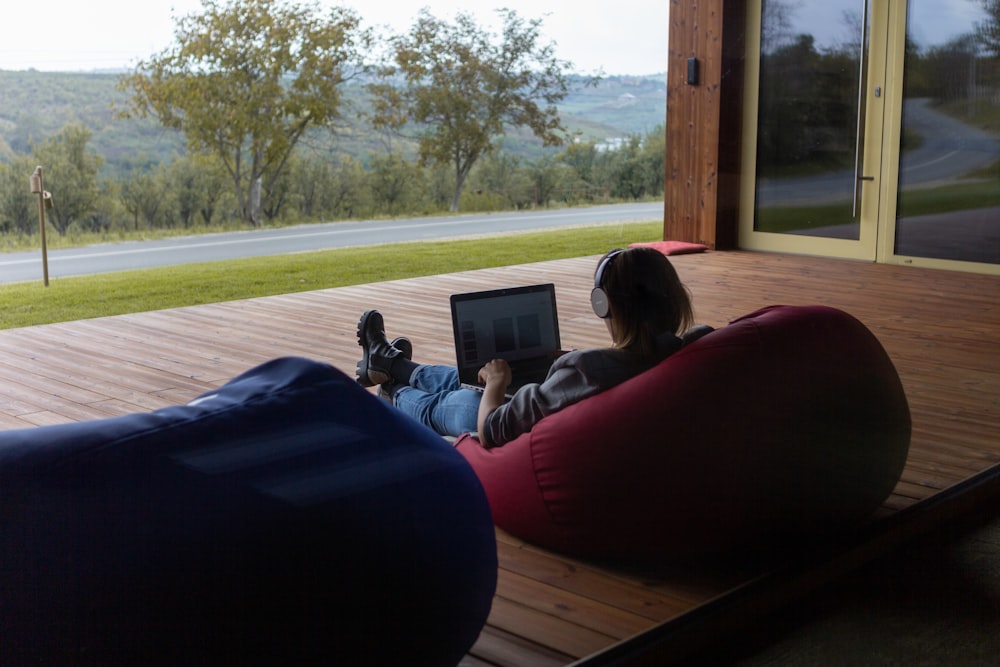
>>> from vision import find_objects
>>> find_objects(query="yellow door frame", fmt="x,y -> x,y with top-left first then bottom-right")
738,0 -> 890,262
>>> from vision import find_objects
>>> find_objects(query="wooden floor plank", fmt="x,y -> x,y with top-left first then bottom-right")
466,626 -> 572,667
486,596 -> 618,659
1,250 -> 998,664
495,570 -> 655,639
497,544 -> 703,620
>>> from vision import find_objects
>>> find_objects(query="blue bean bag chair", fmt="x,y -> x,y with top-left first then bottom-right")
0,357 -> 496,666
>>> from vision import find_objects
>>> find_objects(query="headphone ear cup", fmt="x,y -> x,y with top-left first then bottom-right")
592,249 -> 623,319
591,286 -> 611,318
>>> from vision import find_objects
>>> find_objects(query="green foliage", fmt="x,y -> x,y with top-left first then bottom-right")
0,222 -> 662,329
756,34 -> 861,177
32,125 -> 104,235
369,8 -> 578,211
0,71 -> 663,173
0,155 -> 37,235
896,178 -> 1000,216
365,152 -> 427,216
0,3 -> 666,242
118,0 -> 371,226
977,0 -> 1000,57
1,124 -> 668,247
119,166 -> 166,229
467,152 -> 534,209
165,155 -> 231,227
556,75 -> 667,141
598,133 -> 665,200
0,72 -> 184,167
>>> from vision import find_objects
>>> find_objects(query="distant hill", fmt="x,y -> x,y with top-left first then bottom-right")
0,69 -> 666,170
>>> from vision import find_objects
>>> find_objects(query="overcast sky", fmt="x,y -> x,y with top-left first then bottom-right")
788,0 -> 984,52
1,1 -> 983,75
0,0 -> 668,75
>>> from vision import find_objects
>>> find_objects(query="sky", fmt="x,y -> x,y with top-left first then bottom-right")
0,0 -> 668,75
0,1 -> 983,75
790,0 -> 986,52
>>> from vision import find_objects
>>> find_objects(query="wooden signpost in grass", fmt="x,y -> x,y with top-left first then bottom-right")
29,166 -> 50,287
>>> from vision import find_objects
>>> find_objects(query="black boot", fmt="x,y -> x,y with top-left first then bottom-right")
356,310 -> 406,387
378,337 -> 412,403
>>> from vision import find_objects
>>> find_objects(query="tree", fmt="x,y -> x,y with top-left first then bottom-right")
82,180 -> 122,234
120,168 -> 166,229
470,151 -> 533,208
527,155 -> 569,206
760,0 -> 800,54
369,9 -> 577,212
32,125 -> 103,235
119,0 -> 370,226
979,0 -> 1000,57
366,152 -> 426,216
325,156 -> 369,219
0,156 -> 37,235
560,141 -> 598,186
167,155 -> 229,227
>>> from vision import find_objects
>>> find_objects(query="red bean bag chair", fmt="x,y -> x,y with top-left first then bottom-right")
456,305 -> 911,561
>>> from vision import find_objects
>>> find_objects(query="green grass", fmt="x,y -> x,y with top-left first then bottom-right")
0,222 -> 662,330
756,177 -> 1000,234
897,177 -> 1000,217
755,202 -> 852,233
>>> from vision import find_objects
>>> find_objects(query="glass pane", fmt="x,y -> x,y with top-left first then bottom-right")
896,1 -> 1000,264
755,0 -> 868,239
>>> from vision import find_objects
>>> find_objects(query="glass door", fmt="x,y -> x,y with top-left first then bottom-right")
741,0 -> 1000,273
740,0 -> 888,260
884,0 -> 1000,269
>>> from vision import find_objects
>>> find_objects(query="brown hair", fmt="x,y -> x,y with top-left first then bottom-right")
596,247 -> 694,355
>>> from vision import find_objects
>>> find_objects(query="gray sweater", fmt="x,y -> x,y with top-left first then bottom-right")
480,333 -> 684,448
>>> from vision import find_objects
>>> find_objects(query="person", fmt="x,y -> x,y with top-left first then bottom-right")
354,247 -> 711,448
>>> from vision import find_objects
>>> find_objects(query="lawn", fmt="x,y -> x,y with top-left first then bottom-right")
1,222 -> 662,330
755,176 -> 1000,234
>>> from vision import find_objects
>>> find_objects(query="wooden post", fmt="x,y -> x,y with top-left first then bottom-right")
664,0 -> 746,250
29,166 -> 50,287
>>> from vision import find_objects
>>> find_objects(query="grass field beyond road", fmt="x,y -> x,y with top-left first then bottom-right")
1,223 -> 662,330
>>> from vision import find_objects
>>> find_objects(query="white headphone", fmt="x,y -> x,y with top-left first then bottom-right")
590,250 -> 624,318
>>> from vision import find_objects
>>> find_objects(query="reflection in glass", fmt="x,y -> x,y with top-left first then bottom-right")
754,0 -> 867,239
896,0 -> 1000,264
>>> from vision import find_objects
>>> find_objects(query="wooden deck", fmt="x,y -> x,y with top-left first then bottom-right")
2,250 -> 998,665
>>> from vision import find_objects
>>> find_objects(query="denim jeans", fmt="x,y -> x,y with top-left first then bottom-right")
392,365 -> 482,437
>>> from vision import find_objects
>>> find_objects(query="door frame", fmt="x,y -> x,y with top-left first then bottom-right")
875,2 -> 1000,275
738,0 -> 891,262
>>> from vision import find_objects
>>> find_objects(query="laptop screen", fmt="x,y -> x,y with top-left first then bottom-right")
450,283 -> 561,387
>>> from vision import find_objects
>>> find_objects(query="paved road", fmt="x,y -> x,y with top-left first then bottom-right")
1,202 -> 662,285
756,98 -> 999,207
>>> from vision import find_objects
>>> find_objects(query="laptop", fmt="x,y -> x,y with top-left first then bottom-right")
450,283 -> 561,397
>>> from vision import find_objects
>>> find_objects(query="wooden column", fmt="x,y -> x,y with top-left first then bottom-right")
664,0 -> 746,249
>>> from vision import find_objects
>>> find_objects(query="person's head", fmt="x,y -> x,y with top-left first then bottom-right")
591,247 -> 694,354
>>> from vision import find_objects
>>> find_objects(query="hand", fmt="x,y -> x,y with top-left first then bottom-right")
477,359 -> 512,440
478,358 -> 512,389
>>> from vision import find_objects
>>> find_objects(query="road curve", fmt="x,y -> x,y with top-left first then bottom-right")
1,202 -> 662,285
755,98 -> 998,207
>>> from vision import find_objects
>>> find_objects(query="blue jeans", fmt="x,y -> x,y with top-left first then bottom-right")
392,365 -> 482,437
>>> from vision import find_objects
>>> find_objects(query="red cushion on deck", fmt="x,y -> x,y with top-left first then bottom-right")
629,240 -> 709,255
456,305 -> 911,561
